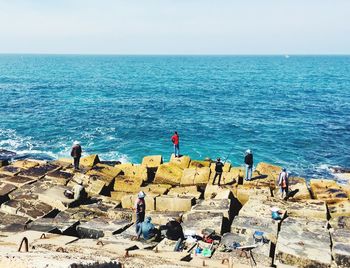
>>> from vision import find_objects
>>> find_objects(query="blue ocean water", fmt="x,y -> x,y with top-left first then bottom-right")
0,55 -> 350,179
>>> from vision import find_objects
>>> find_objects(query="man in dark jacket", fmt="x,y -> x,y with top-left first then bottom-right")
213,158 -> 224,186
244,149 -> 253,181
71,141 -> 82,170
160,216 -> 185,251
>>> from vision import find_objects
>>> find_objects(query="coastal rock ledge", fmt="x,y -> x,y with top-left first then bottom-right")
0,155 -> 349,267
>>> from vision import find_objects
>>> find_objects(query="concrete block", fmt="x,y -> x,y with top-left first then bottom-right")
38,186 -> 76,210
12,160 -> 39,169
239,197 -> 287,220
167,186 -> 201,199
189,160 -> 211,168
236,184 -> 271,205
329,216 -> 350,230
1,175 -> 37,187
256,162 -> 282,180
142,155 -> 163,168
286,199 -> 328,220
170,154 -> 191,169
27,217 -> 79,235
156,195 -> 194,212
0,165 -> 22,176
180,167 -> 210,186
121,193 -> 157,211
77,218 -> 132,238
18,163 -> 61,179
80,154 -> 100,168
107,208 -> 133,222
114,175 -> 142,193
210,162 -> 231,173
0,211 -> 29,233
204,184 -> 232,200
328,200 -> 350,218
0,182 -> 17,200
191,199 -> 231,220
310,179 -> 349,204
45,169 -> 73,185
122,164 -> 148,182
182,211 -> 223,235
154,163 -> 183,186
140,184 -> 172,195
277,176 -> 311,200
91,163 -> 122,178
147,211 -> 182,225
110,191 -> 130,201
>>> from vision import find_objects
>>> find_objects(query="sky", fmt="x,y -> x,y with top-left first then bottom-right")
0,0 -> 349,54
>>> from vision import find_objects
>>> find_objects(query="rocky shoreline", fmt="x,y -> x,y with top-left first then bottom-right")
0,154 -> 349,267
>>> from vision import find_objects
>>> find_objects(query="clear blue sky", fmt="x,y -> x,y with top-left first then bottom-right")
0,0 -> 349,54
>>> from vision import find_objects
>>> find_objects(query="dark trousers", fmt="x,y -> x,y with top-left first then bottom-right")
73,157 -> 80,170
213,172 -> 222,185
136,213 -> 145,236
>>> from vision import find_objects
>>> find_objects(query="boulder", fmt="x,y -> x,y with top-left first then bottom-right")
236,184 -> 271,205
189,160 -> 211,168
156,195 -> 194,212
154,163 -> 183,186
167,186 -> 201,199
114,175 -> 143,193
310,179 -> 349,204
328,200 -> 350,218
204,184 -> 232,200
141,155 -> 163,168
275,217 -> 331,268
182,211 -> 224,235
170,154 -> 191,169
180,167 -> 210,186
80,154 -> 100,168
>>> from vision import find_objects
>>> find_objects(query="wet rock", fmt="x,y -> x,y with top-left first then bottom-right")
275,217 -> 331,268
0,211 -> 29,233
154,163 -> 184,186
310,179 -> 349,204
167,186 -> 201,199
27,217 -> 79,235
170,154 -> 191,169
328,200 -> 350,218
231,215 -> 279,244
80,154 -> 100,168
189,160 -> 211,168
182,211 -> 224,235
1,196 -> 54,219
1,175 -> 38,187
156,195 -> 194,212
0,165 -> 22,176
180,167 -> 210,186
142,155 -> 163,168
114,174 -> 143,193
45,169 -> 73,185
18,163 -> 61,179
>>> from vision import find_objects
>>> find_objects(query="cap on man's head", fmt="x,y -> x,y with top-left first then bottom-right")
138,191 -> 146,198
73,141 -> 80,145
217,158 -> 221,161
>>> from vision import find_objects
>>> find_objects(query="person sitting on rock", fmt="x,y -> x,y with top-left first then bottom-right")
278,167 -> 289,199
134,191 -> 146,237
213,158 -> 224,186
137,216 -> 157,241
70,141 -> 82,170
160,216 -> 185,251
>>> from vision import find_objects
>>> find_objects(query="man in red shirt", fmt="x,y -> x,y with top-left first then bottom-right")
171,131 -> 180,157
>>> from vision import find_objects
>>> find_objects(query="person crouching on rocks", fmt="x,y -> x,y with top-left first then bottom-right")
213,158 -> 224,186
71,141 -> 82,171
278,168 -> 289,199
134,191 -> 146,238
160,216 -> 185,251
138,216 -> 158,241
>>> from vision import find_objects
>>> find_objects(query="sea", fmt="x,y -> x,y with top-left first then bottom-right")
0,55 -> 349,180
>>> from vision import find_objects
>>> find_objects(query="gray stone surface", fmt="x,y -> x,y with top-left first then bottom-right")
76,218 -> 132,238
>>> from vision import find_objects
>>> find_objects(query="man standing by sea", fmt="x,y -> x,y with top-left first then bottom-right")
244,149 -> 253,181
171,131 -> 180,157
71,141 -> 82,170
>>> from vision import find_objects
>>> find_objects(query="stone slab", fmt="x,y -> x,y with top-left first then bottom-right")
310,179 -> 349,204
180,167 -> 210,186
329,216 -> 350,230
12,160 -> 39,169
0,182 -> 17,199
156,195 -> 194,212
90,163 -> 122,178
147,211 -> 183,225
27,217 -> 79,234
167,186 -> 201,199
0,211 -> 29,233
107,208 -> 133,222
204,184 -> 232,200
0,165 -> 22,176
18,163 -> 61,179
37,186 -> 76,210
182,211 -> 224,235
0,175 -> 37,187
122,164 -> 148,182
285,199 -> 328,220
236,185 -> 271,205
238,197 -> 286,220
45,169 -> 73,185
191,199 -> 231,220
114,175 -> 142,193
328,200 -> 350,218
189,160 -> 211,168
170,154 -> 191,169
80,154 -> 100,168
154,163 -> 184,186
121,193 -> 158,211
110,191 -> 130,201
76,218 -> 132,238
140,184 -> 172,195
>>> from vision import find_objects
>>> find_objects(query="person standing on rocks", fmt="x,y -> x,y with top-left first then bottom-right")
278,168 -> 289,199
135,191 -> 146,238
213,158 -> 224,186
171,131 -> 180,157
244,149 -> 253,181
71,141 -> 82,170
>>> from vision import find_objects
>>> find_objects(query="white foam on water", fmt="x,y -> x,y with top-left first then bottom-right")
98,151 -> 132,163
